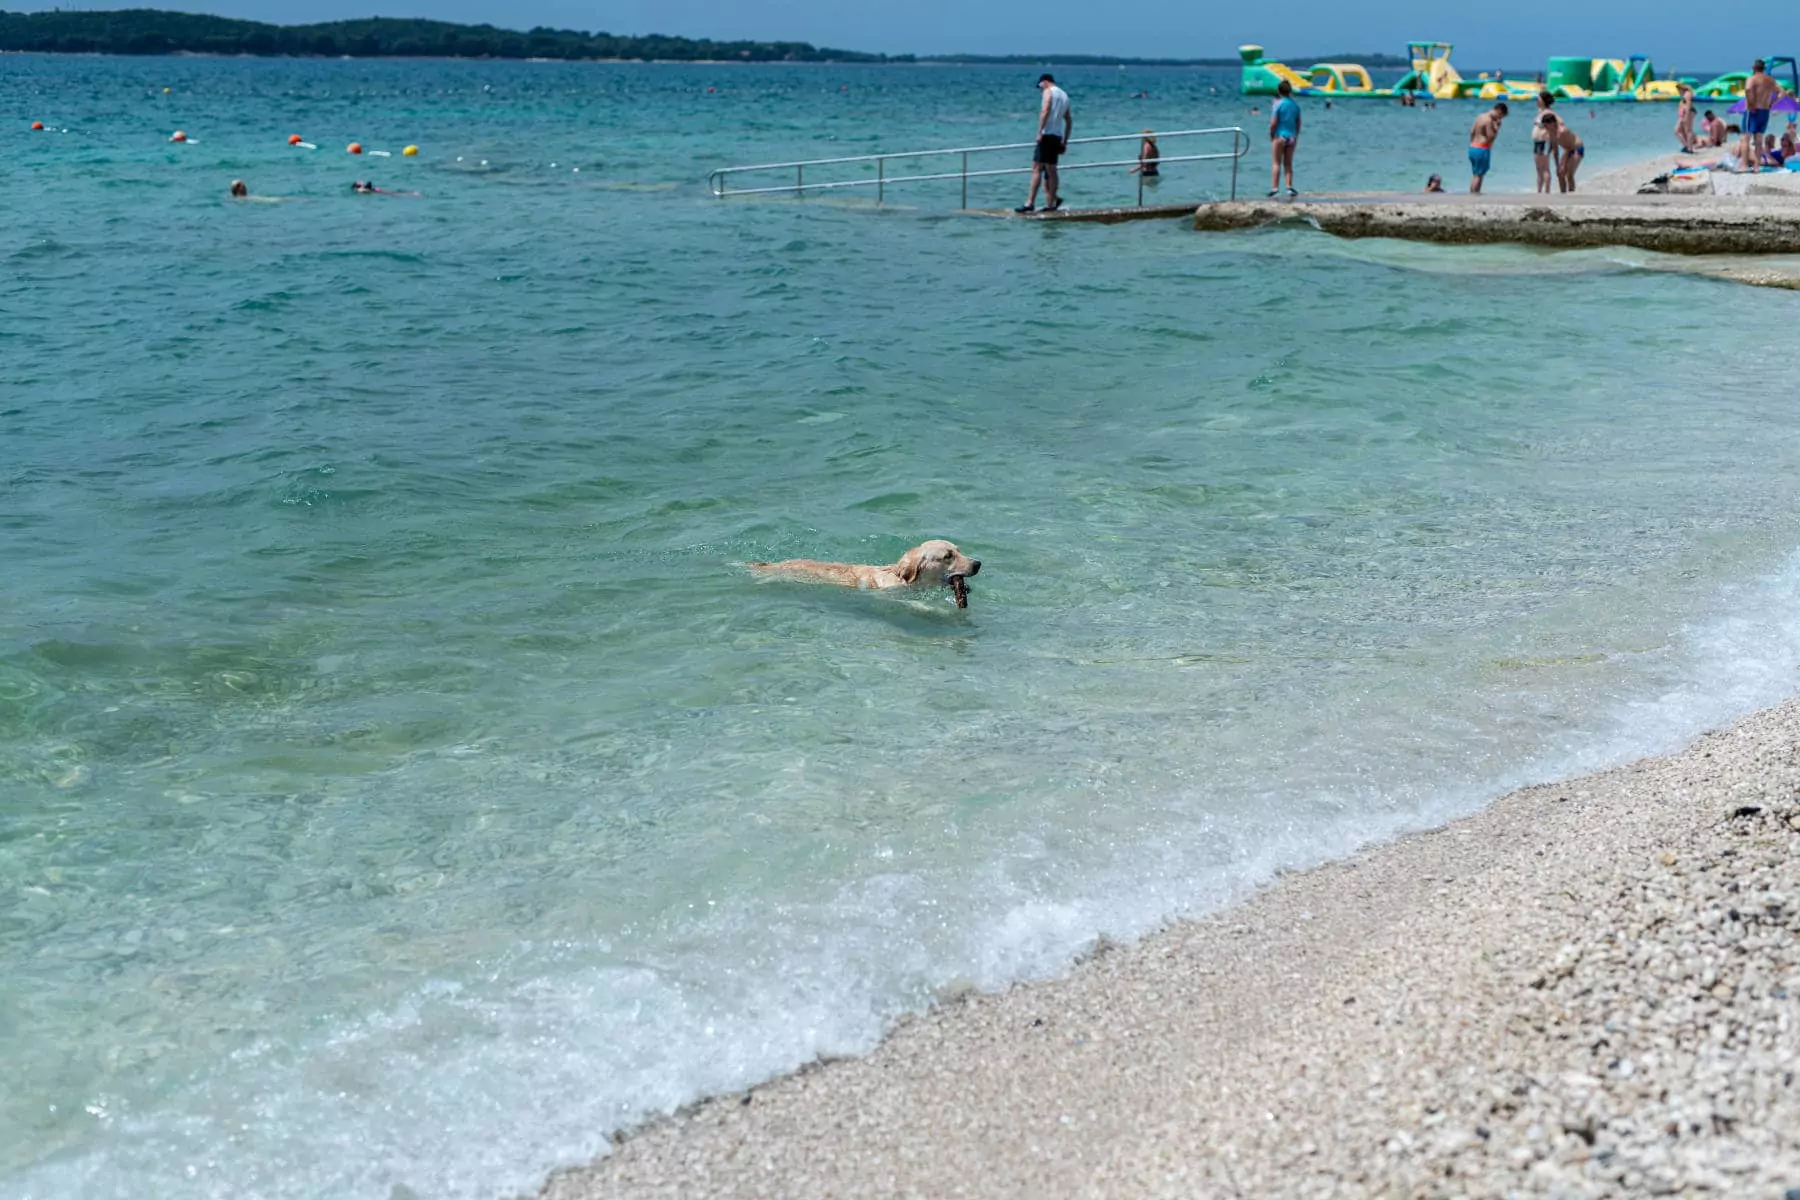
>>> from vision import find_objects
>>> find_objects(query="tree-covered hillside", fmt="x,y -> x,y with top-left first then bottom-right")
0,9 -> 898,60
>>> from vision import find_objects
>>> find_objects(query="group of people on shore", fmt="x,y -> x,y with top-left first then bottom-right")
1674,60 -> 1797,173
1460,93 -> 1585,195
1017,74 -> 1569,208
1013,58 -> 1796,213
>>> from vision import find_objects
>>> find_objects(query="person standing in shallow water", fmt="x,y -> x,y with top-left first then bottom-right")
1131,130 -> 1160,180
1468,102 -> 1507,193
1544,113 -> 1584,192
1531,92 -> 1559,193
1017,73 -> 1071,214
1268,80 -> 1300,197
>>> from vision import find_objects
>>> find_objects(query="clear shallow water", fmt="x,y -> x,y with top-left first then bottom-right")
6,55 -> 1800,1199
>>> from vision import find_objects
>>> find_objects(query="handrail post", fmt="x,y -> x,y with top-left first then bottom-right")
706,126 -> 1252,206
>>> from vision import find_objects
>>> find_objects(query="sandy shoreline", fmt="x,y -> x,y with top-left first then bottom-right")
541,698 -> 1800,1198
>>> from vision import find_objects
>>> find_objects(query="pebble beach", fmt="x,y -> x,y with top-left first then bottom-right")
546,698 -> 1800,1198
15,55 -> 1800,1198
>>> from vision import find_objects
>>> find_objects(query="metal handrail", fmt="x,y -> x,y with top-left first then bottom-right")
708,127 -> 1251,208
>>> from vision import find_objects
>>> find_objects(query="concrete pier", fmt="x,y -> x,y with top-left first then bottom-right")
973,202 -> 1211,223
1192,191 -> 1800,255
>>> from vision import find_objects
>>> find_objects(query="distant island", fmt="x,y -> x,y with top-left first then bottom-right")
0,10 -> 1405,67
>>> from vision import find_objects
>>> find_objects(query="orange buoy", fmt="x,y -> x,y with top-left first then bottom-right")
31,120 -> 44,131
171,130 -> 187,142
347,142 -> 363,155
288,133 -> 303,145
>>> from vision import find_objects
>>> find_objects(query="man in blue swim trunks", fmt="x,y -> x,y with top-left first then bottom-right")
1467,102 -> 1507,193
1268,80 -> 1301,197
1740,59 -> 1779,174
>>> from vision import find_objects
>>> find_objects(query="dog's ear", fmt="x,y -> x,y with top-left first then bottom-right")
894,547 -> 922,584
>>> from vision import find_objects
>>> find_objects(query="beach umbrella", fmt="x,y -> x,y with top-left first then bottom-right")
1730,94 -> 1800,113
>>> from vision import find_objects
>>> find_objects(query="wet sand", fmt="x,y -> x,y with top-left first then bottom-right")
541,701 -> 1800,1198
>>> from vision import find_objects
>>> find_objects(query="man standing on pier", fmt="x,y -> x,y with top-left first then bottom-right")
1468,102 -> 1507,193
1740,59 -> 1778,173
1018,73 -> 1072,214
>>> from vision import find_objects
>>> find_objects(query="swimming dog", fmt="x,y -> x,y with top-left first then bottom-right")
748,539 -> 981,607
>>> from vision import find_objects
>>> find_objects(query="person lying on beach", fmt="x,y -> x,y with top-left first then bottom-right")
1424,174 -> 1445,192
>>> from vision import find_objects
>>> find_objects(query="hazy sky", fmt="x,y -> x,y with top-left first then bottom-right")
60,0 -> 1752,68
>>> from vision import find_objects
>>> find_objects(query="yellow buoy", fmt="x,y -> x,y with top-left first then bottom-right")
162,87 -> 171,94
402,145 -> 418,157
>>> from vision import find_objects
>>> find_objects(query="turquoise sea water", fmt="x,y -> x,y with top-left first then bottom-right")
8,54 -> 1800,1198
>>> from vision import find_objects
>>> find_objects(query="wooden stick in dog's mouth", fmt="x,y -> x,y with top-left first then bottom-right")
949,575 -> 969,608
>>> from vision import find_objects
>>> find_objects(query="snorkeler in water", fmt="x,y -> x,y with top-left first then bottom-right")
351,180 -> 421,196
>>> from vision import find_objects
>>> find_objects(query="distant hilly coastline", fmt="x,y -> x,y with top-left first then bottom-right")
0,10 -> 890,60
0,9 -> 1405,66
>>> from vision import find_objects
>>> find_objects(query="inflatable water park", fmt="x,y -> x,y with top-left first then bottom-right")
1239,43 -> 1795,103
1239,42 -> 1526,101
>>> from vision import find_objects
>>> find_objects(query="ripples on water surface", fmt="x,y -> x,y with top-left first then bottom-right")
6,55 -> 1800,1198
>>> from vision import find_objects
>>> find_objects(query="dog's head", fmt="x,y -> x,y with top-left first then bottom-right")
895,540 -> 981,591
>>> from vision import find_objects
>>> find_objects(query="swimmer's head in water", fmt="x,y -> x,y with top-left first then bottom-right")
229,179 -> 247,197
352,181 -> 375,192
